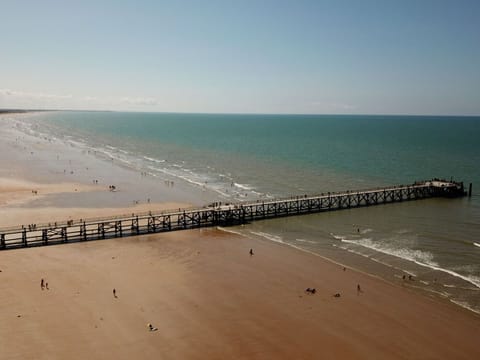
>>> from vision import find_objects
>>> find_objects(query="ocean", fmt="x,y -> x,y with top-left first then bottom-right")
13,111 -> 480,314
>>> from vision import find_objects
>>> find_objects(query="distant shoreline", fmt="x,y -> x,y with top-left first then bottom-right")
0,109 -> 38,115
1,108 -> 479,117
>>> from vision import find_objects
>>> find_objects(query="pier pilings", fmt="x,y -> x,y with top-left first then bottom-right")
0,180 -> 467,250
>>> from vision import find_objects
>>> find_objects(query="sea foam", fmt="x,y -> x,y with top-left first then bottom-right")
334,234 -> 480,290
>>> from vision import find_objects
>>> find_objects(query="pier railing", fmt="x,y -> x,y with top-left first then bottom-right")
0,180 -> 466,250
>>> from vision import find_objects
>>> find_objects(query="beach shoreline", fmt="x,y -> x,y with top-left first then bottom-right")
0,113 -> 207,228
1,112 -> 479,359
0,113 -> 214,203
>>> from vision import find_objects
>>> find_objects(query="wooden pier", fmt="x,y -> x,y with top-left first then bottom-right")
0,180 -> 466,250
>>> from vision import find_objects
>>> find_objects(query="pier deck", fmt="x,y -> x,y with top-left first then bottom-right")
0,180 -> 466,250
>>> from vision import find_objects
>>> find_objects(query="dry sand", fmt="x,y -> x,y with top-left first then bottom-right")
0,229 -> 479,360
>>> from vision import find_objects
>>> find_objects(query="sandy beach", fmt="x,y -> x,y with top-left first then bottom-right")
0,114 -> 204,228
0,167 -> 191,229
0,229 -> 479,360
1,113 -> 479,359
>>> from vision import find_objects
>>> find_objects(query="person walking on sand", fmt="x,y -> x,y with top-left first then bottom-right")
113,288 -> 117,298
249,248 -> 254,256
357,284 -> 362,295
41,279 -> 44,290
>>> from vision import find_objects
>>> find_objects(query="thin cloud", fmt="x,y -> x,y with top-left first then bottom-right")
83,96 -> 100,102
120,97 -> 159,106
0,89 -> 160,109
0,89 -> 72,100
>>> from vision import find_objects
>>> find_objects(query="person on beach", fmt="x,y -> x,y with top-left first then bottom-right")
357,284 -> 362,295
41,279 -> 44,290
249,248 -> 254,256
113,288 -> 117,298
45,282 -> 49,290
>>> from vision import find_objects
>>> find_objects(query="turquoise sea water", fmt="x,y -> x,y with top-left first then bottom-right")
18,111 -> 480,313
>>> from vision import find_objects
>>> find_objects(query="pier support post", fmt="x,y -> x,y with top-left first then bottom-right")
98,223 -> 105,239
22,229 -> 27,247
62,227 -> 67,243
42,229 -> 48,245
0,234 -> 5,249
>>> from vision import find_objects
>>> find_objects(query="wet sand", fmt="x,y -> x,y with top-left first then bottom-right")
0,229 -> 479,360
0,174 -> 191,228
0,115 -> 213,209
0,114 -> 203,228
0,177 -> 98,206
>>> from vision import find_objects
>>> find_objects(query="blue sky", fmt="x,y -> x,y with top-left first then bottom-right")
1,0 -> 479,114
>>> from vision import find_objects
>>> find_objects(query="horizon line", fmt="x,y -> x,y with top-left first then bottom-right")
1,108 -> 479,118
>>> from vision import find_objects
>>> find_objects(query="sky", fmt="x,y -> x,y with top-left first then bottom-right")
0,0 -> 479,115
